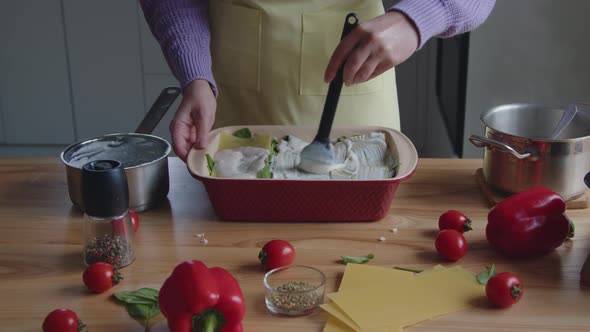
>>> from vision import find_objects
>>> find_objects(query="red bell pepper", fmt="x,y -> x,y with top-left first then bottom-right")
159,260 -> 246,332
486,187 -> 574,257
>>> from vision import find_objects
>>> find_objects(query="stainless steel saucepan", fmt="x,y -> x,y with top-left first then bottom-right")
60,87 -> 181,212
470,103 -> 590,200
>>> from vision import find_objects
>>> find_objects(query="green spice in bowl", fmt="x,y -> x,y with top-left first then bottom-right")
263,265 -> 326,316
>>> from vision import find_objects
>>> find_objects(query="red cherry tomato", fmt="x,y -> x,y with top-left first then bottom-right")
258,239 -> 296,270
435,229 -> 468,261
486,272 -> 523,308
439,210 -> 472,233
83,262 -> 122,293
129,210 -> 140,233
42,309 -> 85,332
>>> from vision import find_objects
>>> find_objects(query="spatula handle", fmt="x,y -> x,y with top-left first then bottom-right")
315,13 -> 359,142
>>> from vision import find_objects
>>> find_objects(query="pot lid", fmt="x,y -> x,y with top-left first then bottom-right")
62,133 -> 170,169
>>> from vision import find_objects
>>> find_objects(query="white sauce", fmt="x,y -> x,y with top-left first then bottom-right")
213,147 -> 269,178
212,132 -> 397,180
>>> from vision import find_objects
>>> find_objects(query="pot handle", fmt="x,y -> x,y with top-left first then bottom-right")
135,87 -> 182,134
469,134 -> 532,159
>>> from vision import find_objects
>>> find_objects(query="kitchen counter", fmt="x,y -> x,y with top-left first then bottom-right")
1,157 -> 589,331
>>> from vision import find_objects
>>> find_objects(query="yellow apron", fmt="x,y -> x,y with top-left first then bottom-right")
209,0 -> 400,130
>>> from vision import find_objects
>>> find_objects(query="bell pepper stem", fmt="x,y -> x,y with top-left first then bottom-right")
567,216 -> 575,239
203,313 -> 218,332
193,309 -> 226,332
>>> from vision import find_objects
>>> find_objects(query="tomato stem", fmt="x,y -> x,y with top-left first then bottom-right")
393,266 -> 423,273
78,319 -> 87,332
464,218 -> 473,232
511,284 -> 522,300
112,267 -> 123,285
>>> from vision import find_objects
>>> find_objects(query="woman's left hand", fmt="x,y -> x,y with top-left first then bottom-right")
324,11 -> 419,86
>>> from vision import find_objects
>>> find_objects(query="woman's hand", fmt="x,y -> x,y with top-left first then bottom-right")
324,11 -> 419,85
170,79 -> 216,162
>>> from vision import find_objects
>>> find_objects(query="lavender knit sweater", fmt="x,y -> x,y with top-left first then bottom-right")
140,0 -> 495,91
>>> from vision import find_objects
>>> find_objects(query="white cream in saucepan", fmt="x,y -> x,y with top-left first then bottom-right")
212,132 -> 397,180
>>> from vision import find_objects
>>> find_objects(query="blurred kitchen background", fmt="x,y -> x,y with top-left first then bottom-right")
1,0 -> 589,158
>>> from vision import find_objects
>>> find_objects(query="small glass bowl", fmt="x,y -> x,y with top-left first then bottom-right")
263,265 -> 326,316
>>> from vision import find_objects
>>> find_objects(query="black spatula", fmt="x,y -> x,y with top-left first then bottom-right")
299,13 -> 359,174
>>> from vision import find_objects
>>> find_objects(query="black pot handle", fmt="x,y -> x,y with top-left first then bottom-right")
584,172 -> 590,189
135,87 -> 182,134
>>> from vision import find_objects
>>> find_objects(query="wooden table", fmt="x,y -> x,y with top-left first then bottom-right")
1,157 -> 589,331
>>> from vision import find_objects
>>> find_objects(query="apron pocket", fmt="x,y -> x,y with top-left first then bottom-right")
300,11 -> 383,96
210,2 -> 261,91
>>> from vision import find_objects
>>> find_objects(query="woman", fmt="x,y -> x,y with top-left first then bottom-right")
141,0 -> 495,161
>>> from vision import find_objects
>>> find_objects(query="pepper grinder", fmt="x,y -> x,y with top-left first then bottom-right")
81,160 -> 135,268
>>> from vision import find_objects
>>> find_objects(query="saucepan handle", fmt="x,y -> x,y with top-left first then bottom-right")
469,134 -> 532,159
135,87 -> 182,134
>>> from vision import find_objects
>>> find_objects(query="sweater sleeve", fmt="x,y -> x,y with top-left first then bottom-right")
139,0 -> 217,94
389,0 -> 496,48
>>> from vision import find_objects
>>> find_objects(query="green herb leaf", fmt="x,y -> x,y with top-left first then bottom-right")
233,128 -> 252,138
256,164 -> 272,178
271,138 -> 279,155
127,303 -> 160,331
114,288 -> 160,331
205,154 -> 215,176
340,253 -> 375,264
114,288 -> 159,304
127,303 -> 160,319
337,135 -> 348,142
476,264 -> 496,285
256,142 -> 276,179
393,266 -> 423,273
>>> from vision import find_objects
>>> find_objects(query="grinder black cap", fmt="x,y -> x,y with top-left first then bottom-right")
81,160 -> 129,218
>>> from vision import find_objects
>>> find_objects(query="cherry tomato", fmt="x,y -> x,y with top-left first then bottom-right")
129,210 -> 140,233
486,272 -> 523,308
258,239 -> 296,270
439,210 -> 472,233
83,262 -> 122,293
42,309 -> 85,332
435,229 -> 468,261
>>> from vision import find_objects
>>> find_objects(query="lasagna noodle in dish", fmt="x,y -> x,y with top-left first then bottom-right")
208,129 -> 398,180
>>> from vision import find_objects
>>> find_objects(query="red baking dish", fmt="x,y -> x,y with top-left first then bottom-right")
187,126 -> 418,222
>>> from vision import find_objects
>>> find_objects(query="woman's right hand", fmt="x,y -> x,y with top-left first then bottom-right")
170,79 -> 217,162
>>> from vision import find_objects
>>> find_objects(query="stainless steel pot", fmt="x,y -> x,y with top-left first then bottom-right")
60,87 -> 181,212
470,103 -> 590,200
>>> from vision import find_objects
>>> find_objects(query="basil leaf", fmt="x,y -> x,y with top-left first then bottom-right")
127,303 -> 161,329
393,266 -> 423,273
256,165 -> 272,179
205,154 -> 215,176
127,303 -> 150,319
127,303 -> 160,319
340,253 -> 375,264
476,264 -> 496,285
115,289 -> 161,330
271,138 -> 279,155
233,128 -> 252,138
114,288 -> 159,304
